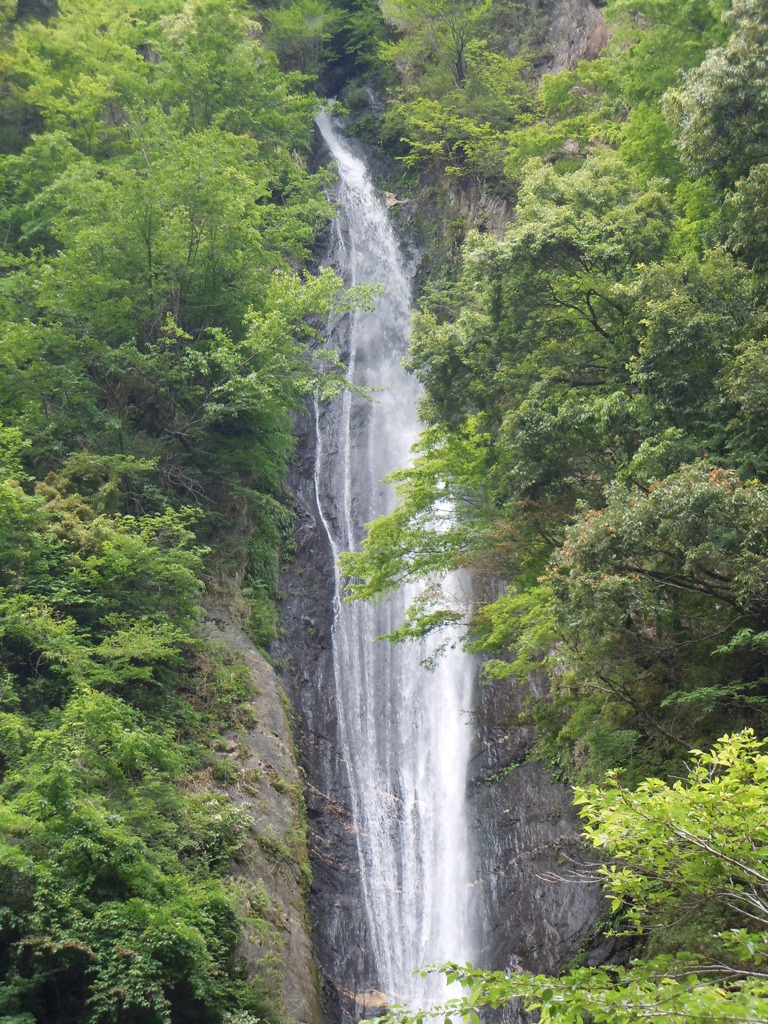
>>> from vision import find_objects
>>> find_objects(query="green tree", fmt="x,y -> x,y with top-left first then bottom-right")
7,0 -> 163,156
261,0 -> 342,77
669,0 -> 768,187
540,462 -> 768,777
0,435 -> 267,1021
157,0 -> 318,138
335,0 -> 391,75
379,731 -> 768,1024
0,0 -> 357,627
0,688 -> 249,1024
380,0 -> 492,90
377,0 -> 534,178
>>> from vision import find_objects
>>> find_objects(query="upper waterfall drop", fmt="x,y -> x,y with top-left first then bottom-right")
312,110 -> 478,1013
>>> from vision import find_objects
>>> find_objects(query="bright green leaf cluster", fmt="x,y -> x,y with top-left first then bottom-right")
377,732 -> 768,1024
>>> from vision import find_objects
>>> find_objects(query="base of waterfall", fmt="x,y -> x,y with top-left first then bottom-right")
338,987 -> 389,1013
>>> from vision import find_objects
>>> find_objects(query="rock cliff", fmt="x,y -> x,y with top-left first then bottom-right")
541,0 -> 609,74
204,606 -> 322,1024
471,670 -> 606,981
274,403 -> 381,1023
272,5 -> 612,1017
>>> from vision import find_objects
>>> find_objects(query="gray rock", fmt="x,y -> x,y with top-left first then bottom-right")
540,0 -> 610,74
203,606 -> 322,1024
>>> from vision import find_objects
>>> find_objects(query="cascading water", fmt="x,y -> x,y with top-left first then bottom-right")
312,111 -> 478,1013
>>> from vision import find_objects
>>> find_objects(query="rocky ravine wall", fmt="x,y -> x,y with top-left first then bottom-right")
274,5 -> 613,1017
276,411 -> 607,1024
203,606 -> 322,1024
539,0 -> 609,74
274,398 -> 383,1023
471,670 -> 608,982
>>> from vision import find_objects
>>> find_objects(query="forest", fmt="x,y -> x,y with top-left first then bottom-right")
1,0 -> 768,1022
0,1 -> 356,1021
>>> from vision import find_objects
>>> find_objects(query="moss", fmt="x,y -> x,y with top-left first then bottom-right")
256,833 -> 294,864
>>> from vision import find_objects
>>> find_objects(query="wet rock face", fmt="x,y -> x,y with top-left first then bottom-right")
447,180 -> 515,239
277,416 -> 606,1024
276,125 -> 385,1023
470,671 -> 605,979
273,407 -> 381,1024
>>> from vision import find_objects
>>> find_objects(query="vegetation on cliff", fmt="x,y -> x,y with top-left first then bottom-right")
0,1 -> 358,1021
343,0 -> 768,786
3,0 -> 768,1021
329,0 -> 768,1019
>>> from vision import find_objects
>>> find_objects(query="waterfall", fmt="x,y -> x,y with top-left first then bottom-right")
312,111 -> 477,1013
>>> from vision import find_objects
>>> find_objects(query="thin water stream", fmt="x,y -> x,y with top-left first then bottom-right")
313,112 -> 477,1013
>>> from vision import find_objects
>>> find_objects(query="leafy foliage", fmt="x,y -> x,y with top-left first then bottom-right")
328,2 -> 768,1018
0,456 -> 258,1022
377,0 -> 535,179
378,732 -> 768,1024
0,0 -> 366,632
345,0 -> 768,785
261,0 -> 343,77
669,0 -> 768,187
0,1 -> 365,1021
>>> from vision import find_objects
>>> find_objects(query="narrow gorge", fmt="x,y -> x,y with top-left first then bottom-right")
277,114 -> 604,1022
3,2 -> 765,1022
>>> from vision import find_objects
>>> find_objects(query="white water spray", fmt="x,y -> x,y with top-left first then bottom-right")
313,111 -> 477,1012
